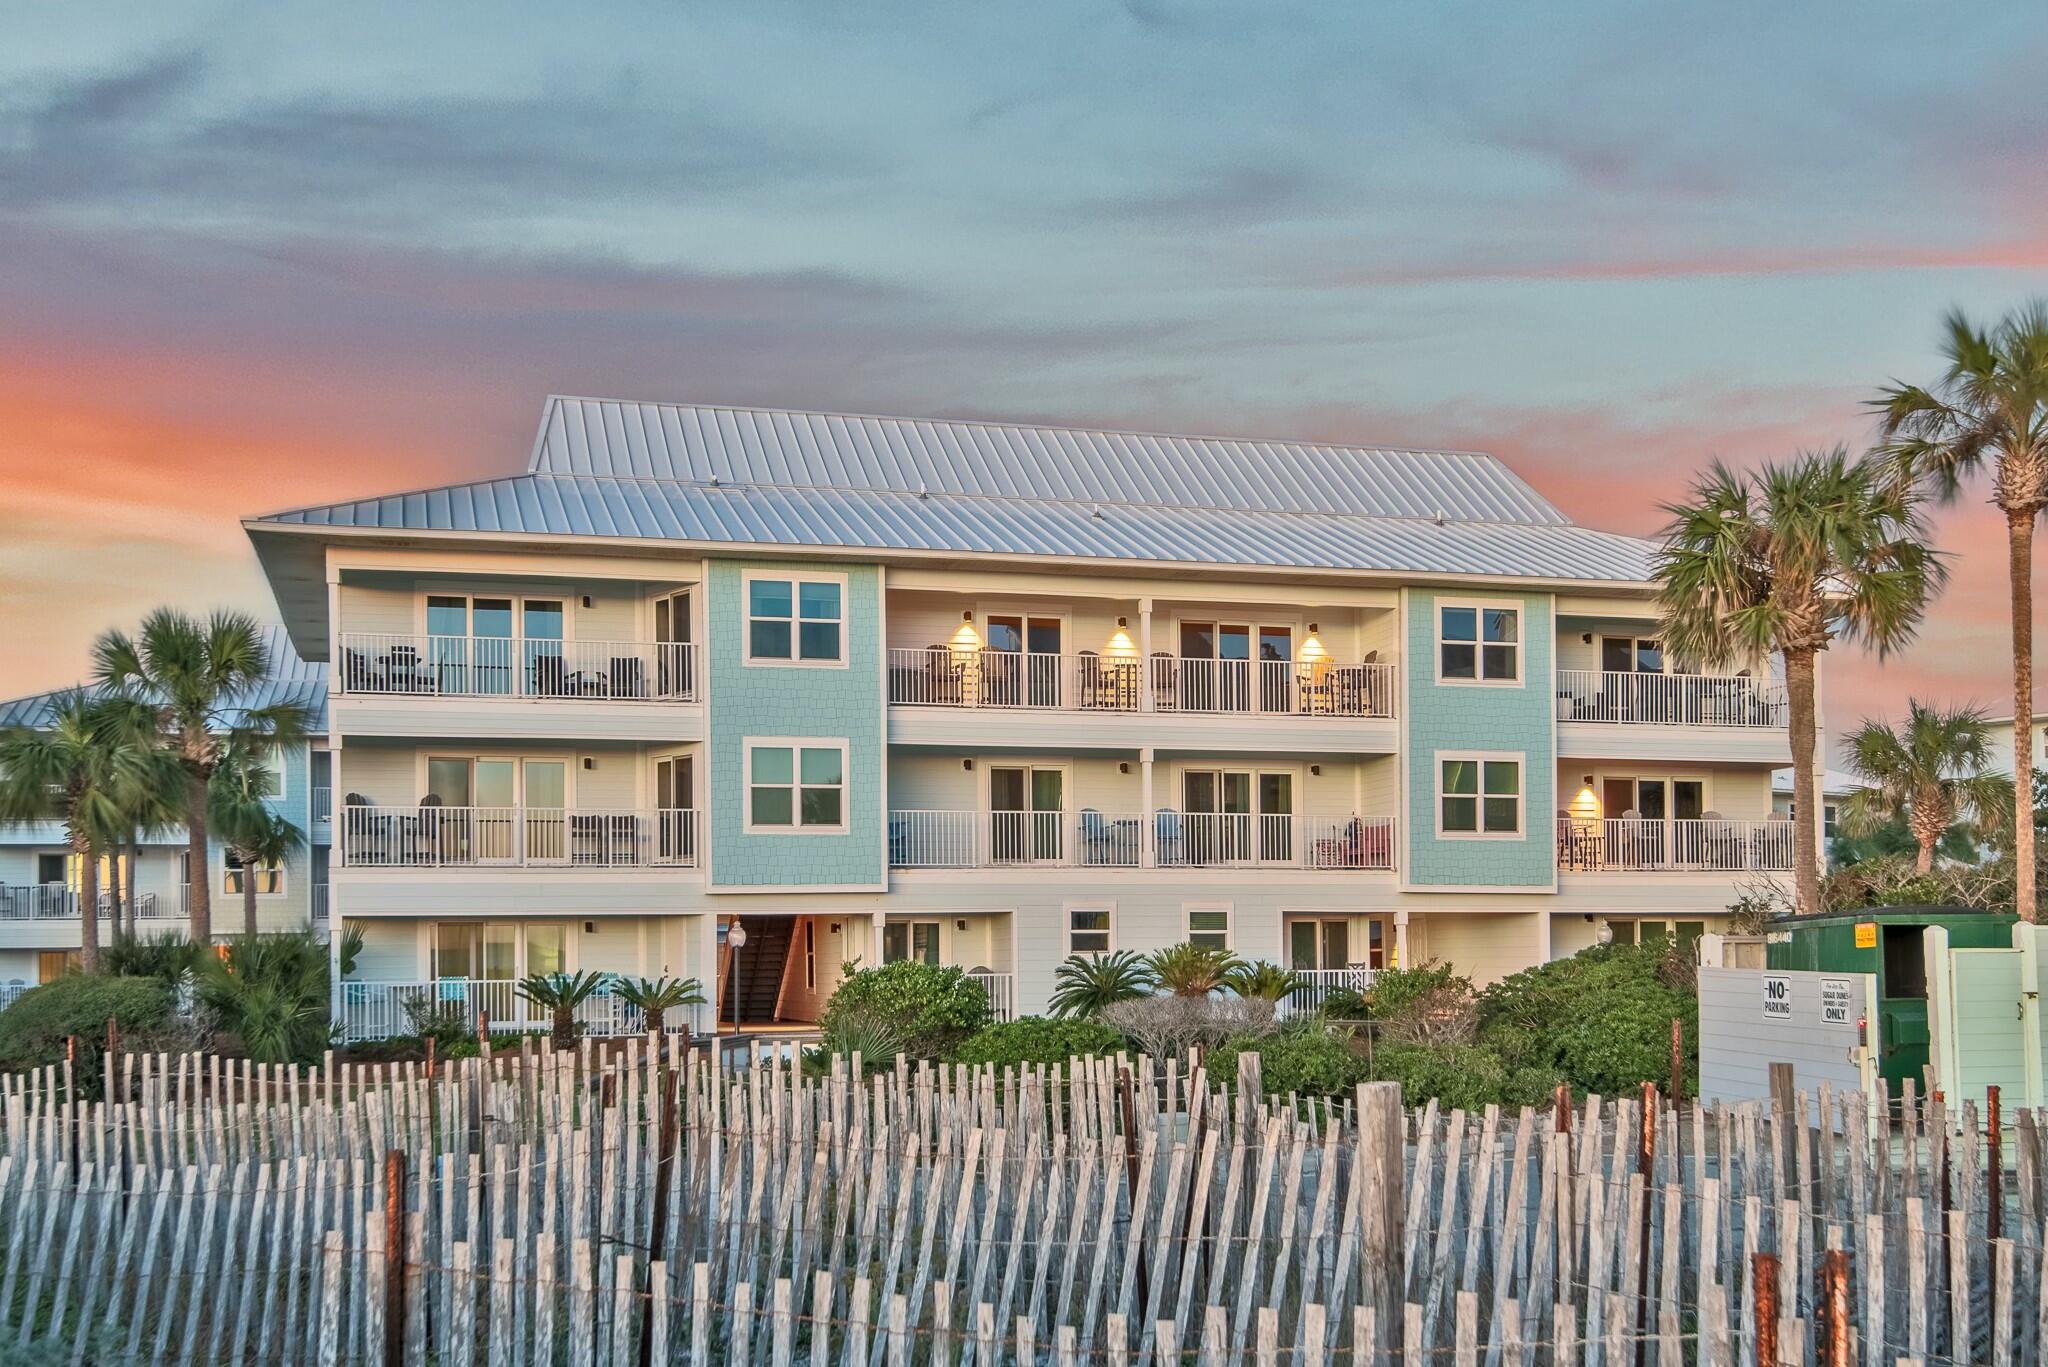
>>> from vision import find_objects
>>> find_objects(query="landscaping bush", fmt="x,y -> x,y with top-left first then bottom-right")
196,932 -> 333,1064
818,961 -> 992,1059
1366,960 -> 1474,1022
101,932 -> 203,988
1367,1042 -> 1562,1113
0,975 -> 179,1096
1210,1023 -> 1369,1097
1477,944 -> 1696,1097
1098,994 -> 1275,1061
1316,987 -> 1370,1021
952,1017 -> 1125,1069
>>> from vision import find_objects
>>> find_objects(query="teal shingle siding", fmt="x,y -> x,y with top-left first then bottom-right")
1403,589 -> 1555,888
705,560 -> 885,888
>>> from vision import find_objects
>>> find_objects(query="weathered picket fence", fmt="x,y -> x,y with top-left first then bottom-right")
0,1036 -> 2037,1364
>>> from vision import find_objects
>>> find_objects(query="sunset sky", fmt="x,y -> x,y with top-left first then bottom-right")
5,2 -> 2047,751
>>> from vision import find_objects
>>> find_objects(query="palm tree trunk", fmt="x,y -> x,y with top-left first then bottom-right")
107,852 -> 124,948
554,1006 -> 573,1052
243,852 -> 259,938
76,836 -> 101,975
1784,647 -> 1823,917
2011,508 -> 2037,921
185,770 -> 211,944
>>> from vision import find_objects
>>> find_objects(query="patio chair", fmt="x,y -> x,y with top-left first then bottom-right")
1149,652 -> 1177,710
1079,808 -> 1113,864
1153,808 -> 1182,864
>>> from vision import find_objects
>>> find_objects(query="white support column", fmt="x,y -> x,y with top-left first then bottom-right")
1139,748 -> 1156,868
1138,599 -> 1154,712
1534,909 -> 1553,964
1394,909 -> 1410,969
872,912 -> 887,970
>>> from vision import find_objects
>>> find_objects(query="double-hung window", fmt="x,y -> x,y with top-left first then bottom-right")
745,739 -> 848,833
223,850 -> 286,895
1438,754 -> 1523,836
1185,904 -> 1231,950
746,573 -> 845,664
1438,603 -> 1520,683
1067,904 -> 1113,955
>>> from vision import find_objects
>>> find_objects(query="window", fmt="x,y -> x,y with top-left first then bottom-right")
1438,603 -> 1520,683
35,854 -> 64,886
745,573 -> 845,664
1822,803 -> 1839,839
745,739 -> 848,832
433,923 -> 563,979
1600,636 -> 1664,675
1186,905 -> 1231,949
1438,754 -> 1523,836
883,921 -> 940,965
223,850 -> 285,895
1067,905 -> 1112,955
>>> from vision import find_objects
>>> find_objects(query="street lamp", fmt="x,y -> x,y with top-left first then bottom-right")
726,920 -> 748,1042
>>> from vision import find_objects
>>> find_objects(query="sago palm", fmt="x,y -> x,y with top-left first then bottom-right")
1047,950 -> 1153,1018
615,975 -> 705,1035
1875,302 -> 2048,917
0,692 -> 164,973
1657,449 -> 1942,916
1145,942 -> 1243,998
1223,960 -> 1301,1004
210,741 -> 306,936
94,609 -> 312,944
515,970 -> 610,1050
1840,701 -> 2007,875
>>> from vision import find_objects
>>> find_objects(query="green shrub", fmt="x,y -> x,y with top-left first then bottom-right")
1366,960 -> 1475,1021
1367,1042 -> 1560,1112
1477,944 -> 1696,1097
101,932 -> 202,987
196,932 -> 333,1064
1317,987 -> 1370,1021
819,961 -> 992,1059
0,975 -> 177,1096
1209,1025 -> 1370,1098
952,1017 -> 1125,1069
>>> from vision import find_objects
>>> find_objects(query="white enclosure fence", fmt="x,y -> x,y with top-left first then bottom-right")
339,633 -> 699,702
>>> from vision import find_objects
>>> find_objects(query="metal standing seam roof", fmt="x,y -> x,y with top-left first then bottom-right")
0,626 -> 328,733
249,396 -> 1663,585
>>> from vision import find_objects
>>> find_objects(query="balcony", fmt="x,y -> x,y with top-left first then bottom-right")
312,884 -> 329,924
337,977 -> 679,1043
1556,817 -> 1794,873
887,810 -> 1396,871
965,971 -> 1015,1023
1556,670 -> 1786,728
338,634 -> 700,702
1283,967 -> 1378,1016
0,887 -> 163,920
312,787 -> 332,825
887,649 -> 1395,718
339,806 -> 699,868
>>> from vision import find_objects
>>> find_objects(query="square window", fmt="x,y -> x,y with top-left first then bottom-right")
1439,755 -> 1521,836
1187,908 -> 1230,949
746,574 -> 845,664
1068,907 -> 1111,955
745,739 -> 848,832
1439,603 -> 1520,683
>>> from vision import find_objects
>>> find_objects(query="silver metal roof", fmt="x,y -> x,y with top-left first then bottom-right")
0,626 -> 328,733
526,397 -> 1572,526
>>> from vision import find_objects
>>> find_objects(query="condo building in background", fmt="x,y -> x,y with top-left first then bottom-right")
5,398 -> 1811,1034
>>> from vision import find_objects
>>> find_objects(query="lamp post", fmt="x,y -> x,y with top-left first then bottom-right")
726,919 -> 748,1047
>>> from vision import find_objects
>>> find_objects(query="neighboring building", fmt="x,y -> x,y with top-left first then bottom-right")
241,397 -> 1804,1036
0,627 -> 332,987
1980,714 -> 2048,780
1769,769 -> 1866,845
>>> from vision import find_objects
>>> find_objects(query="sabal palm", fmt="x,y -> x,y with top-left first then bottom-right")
94,610 -> 312,944
1875,303 -> 2048,918
1840,701 -> 2008,875
0,692 -> 164,973
210,741 -> 306,936
1657,449 -> 1942,916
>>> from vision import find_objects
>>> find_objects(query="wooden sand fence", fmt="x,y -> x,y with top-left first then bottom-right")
0,1036 -> 2038,1364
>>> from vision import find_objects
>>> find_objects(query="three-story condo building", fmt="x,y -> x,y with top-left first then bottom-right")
240,398 -> 1809,1038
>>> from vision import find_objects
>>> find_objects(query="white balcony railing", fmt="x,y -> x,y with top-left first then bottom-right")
887,811 -> 1396,871
312,787 -> 332,824
340,806 -> 699,868
0,887 -> 160,920
885,649 -> 1395,718
336,978 -> 684,1043
311,884 -> 329,923
338,634 -> 700,702
1557,817 -> 1795,872
1555,670 -> 1787,728
1282,966 -> 1378,1016
965,971 -> 1016,1023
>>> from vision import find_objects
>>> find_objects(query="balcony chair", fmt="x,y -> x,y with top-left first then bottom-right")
608,655 -> 646,699
530,651 -> 570,697
385,644 -> 433,694
1079,808 -> 1116,864
1153,808 -> 1183,864
1149,652 -> 1177,710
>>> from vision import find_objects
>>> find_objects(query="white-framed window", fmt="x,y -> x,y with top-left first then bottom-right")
1437,600 -> 1521,684
743,738 -> 849,833
1437,752 -> 1524,837
1066,903 -> 1113,956
223,850 -> 286,896
882,921 -> 941,964
432,922 -> 567,979
1822,803 -> 1839,839
744,571 -> 846,665
1185,903 -> 1231,950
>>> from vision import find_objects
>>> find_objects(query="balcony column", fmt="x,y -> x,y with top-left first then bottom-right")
1394,909 -> 1410,969
1535,910 -> 1553,965
1139,747 -> 1156,868
1138,599 -> 1154,713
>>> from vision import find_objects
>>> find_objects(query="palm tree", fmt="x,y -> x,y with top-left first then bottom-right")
94,610 -> 312,944
1658,449 -> 1942,917
615,975 -> 706,1035
514,970 -> 610,1050
210,741 -> 305,936
1047,951 -> 1153,1018
1144,942 -> 1243,997
0,692 -> 163,973
1839,701 -> 2008,875
1223,960 -> 1302,1004
1875,303 -> 2048,918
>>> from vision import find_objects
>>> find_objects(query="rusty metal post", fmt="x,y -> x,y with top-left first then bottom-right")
383,1148 -> 407,1366
1554,1082 -> 1572,1133
1752,1251 -> 1781,1367
1988,1084 -> 2004,1244
1820,1249 -> 1850,1367
476,1007 -> 489,1051
424,1034 -> 436,1081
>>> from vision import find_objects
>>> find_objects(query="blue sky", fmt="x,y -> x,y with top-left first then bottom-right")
4,1 -> 2048,736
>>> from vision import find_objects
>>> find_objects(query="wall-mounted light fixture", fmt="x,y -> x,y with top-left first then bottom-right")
1118,762 -> 1130,774
582,595 -> 593,609
955,919 -> 968,931
962,758 -> 974,772
1117,616 -> 1128,629
962,609 -> 974,623
582,757 -> 595,770
1308,622 -> 1319,634
1582,632 -> 1593,644
1309,764 -> 1322,776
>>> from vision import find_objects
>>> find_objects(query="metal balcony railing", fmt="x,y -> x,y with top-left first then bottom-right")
338,634 -> 700,702
886,811 -> 1396,871
340,806 -> 699,868
1555,670 -> 1787,727
886,649 -> 1396,718
1556,817 -> 1795,872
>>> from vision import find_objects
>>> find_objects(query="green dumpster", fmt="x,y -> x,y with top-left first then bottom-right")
1765,905 -> 2018,1096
